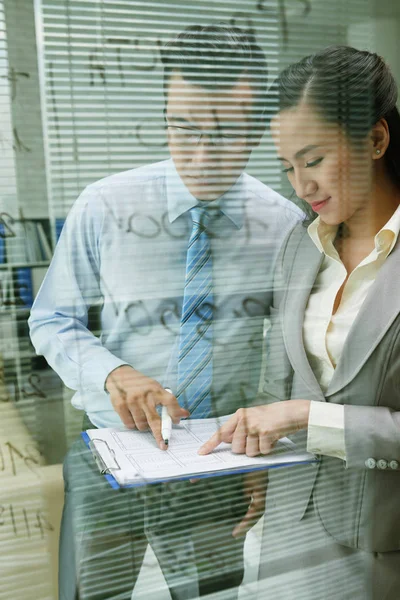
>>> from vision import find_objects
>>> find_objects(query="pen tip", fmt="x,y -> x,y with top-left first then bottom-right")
164,439 -> 169,446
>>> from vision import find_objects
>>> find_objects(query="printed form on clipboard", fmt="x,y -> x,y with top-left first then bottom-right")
83,416 -> 318,488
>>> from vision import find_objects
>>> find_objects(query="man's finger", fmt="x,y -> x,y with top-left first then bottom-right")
129,401 -> 148,431
233,470 -> 268,537
232,503 -> 259,538
143,401 -> 165,450
160,390 -> 189,424
112,399 -> 136,429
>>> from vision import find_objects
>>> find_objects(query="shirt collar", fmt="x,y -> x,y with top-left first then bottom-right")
308,203 -> 400,259
375,203 -> 400,255
165,158 -> 245,229
307,217 -> 338,256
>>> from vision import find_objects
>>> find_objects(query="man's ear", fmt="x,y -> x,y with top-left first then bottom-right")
371,118 -> 390,159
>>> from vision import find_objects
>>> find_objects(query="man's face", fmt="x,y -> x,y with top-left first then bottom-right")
165,70 -> 263,201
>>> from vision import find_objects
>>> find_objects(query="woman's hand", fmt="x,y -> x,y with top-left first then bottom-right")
198,401 -> 311,457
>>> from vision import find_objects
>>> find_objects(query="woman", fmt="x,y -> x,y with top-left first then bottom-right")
199,46 -> 400,599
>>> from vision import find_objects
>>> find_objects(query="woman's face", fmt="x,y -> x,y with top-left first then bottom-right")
270,102 -> 374,225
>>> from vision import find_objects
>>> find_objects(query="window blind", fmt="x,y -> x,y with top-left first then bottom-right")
37,0 -> 372,219
37,0 -> 283,219
0,0 -> 17,214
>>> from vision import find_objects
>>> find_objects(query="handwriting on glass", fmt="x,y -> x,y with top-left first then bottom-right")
0,441 -> 42,477
0,504 -> 54,539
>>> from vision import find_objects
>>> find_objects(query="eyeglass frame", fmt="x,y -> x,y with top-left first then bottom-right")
164,112 -> 262,154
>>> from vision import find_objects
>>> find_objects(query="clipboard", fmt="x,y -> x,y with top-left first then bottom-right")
82,432 -> 126,489
81,429 -> 319,490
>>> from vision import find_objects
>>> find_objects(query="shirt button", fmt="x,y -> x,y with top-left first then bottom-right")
377,459 -> 388,470
389,460 -> 399,470
365,458 -> 376,469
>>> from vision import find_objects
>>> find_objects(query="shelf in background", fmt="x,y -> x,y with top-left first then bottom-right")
0,307 -> 31,316
0,261 -> 50,270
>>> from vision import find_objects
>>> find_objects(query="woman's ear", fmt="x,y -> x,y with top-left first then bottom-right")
371,118 -> 390,159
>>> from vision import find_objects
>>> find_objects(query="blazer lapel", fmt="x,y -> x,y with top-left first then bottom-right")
327,240 -> 400,397
282,229 -> 326,402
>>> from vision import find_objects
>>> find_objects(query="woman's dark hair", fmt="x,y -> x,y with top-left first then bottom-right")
160,23 -> 268,123
270,45 -> 400,187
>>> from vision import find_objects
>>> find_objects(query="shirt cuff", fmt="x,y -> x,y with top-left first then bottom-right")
79,350 -> 131,394
307,401 -> 346,461
103,363 -> 131,392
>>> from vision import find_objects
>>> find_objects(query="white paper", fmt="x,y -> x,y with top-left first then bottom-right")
86,417 -> 316,486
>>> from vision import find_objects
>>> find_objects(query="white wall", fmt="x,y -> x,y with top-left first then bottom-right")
348,2 -> 400,96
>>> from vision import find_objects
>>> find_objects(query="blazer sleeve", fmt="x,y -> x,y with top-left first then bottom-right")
344,290 -> 400,477
344,405 -> 400,469
338,267 -> 400,470
344,335 -> 400,469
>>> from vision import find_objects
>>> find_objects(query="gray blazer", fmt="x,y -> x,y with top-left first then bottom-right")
260,223 -> 400,553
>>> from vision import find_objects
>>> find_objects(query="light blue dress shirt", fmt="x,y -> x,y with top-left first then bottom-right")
29,159 -> 304,428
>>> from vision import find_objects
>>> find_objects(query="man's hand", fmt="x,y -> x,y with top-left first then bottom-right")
105,366 -> 189,450
232,471 -> 268,538
198,401 -> 310,457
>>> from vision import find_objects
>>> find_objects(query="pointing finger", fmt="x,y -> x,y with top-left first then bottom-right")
143,402 -> 165,450
198,414 -> 240,455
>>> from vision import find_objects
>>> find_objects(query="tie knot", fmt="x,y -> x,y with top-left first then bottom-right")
190,206 -> 211,232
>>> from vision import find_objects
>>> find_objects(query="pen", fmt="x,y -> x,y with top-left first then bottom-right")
161,388 -> 173,446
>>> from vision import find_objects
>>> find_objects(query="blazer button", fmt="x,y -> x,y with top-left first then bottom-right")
365,458 -> 376,469
377,459 -> 388,470
389,460 -> 399,470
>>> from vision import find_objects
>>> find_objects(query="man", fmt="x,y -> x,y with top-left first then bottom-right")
29,23 -> 304,600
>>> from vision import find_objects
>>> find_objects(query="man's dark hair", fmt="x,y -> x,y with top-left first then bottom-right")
160,23 -> 268,122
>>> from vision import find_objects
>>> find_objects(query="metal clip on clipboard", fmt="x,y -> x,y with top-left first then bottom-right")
89,438 -> 121,475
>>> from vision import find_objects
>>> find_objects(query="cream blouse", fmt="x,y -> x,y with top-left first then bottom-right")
304,205 -> 400,460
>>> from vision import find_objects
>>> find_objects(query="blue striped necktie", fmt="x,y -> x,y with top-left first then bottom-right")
177,206 -> 213,417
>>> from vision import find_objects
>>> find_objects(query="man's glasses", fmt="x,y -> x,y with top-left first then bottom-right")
165,125 -> 252,154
